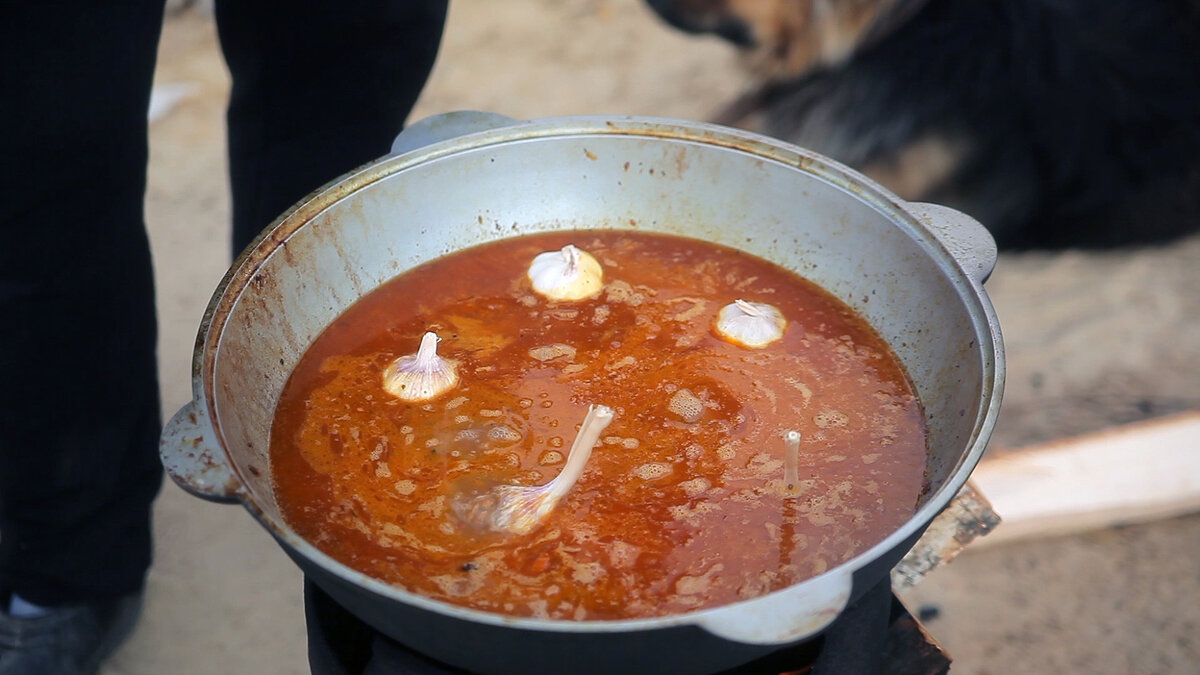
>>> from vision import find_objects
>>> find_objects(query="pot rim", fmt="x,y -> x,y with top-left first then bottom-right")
189,114 -> 1005,635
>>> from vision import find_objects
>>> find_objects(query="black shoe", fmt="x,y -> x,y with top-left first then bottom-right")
0,592 -> 143,675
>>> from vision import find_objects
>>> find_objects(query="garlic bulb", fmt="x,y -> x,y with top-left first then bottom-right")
382,332 -> 459,401
715,299 -> 786,348
527,244 -> 603,301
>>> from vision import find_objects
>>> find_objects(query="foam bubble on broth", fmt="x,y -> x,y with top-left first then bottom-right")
487,425 -> 522,443
679,477 -> 711,497
529,343 -> 576,362
667,388 -> 705,423
632,462 -> 673,481
814,411 -> 850,428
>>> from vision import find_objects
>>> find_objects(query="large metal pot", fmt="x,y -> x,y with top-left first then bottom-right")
161,112 -> 1004,675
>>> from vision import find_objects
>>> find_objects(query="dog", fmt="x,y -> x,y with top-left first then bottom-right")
646,0 -> 1200,249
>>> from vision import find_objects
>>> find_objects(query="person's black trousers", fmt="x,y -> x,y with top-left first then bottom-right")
0,0 -> 446,606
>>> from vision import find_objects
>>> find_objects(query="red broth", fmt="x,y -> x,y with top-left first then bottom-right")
270,230 -> 927,620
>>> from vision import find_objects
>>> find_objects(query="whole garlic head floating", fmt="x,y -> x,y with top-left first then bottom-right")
715,299 -> 786,348
527,244 -> 603,301
382,332 -> 459,401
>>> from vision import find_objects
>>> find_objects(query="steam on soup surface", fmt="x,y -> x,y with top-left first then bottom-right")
270,230 -> 928,620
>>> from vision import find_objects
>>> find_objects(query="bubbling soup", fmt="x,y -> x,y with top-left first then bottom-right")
270,230 -> 928,620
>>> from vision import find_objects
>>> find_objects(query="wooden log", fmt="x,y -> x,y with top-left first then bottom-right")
968,410 -> 1200,548
892,482 -> 1000,590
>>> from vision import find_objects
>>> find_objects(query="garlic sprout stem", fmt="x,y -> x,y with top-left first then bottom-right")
563,243 -> 581,273
546,404 -> 614,502
414,331 -> 439,362
735,299 -> 763,316
784,430 -> 802,495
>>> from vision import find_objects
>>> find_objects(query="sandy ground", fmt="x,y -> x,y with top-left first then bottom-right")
103,1 -> 1200,673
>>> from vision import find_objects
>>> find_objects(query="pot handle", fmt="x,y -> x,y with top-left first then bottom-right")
693,569 -> 853,645
159,400 -> 245,504
908,202 -> 998,284
390,110 -> 522,156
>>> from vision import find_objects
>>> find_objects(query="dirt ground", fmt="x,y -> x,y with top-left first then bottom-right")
109,2 -> 1200,673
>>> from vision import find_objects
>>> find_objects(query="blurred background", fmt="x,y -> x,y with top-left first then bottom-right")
123,1 -> 1199,672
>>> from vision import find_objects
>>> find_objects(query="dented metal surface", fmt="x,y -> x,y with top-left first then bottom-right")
158,113 -> 1005,675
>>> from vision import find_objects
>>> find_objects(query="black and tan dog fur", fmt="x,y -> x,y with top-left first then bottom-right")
647,0 -> 1200,249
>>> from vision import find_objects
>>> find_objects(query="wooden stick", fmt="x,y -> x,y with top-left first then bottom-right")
968,410 -> 1200,548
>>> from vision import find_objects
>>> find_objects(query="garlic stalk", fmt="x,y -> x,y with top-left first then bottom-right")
527,244 -> 603,301
783,430 -> 802,496
382,332 -> 459,401
453,404 -> 614,535
715,299 -> 786,348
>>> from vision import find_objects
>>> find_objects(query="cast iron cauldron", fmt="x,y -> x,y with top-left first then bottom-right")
160,112 -> 1004,675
